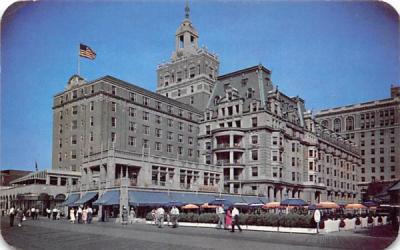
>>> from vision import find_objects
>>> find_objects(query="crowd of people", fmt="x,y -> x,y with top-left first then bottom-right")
69,205 -> 93,224
216,205 -> 242,232
7,205 -> 63,227
150,206 -> 180,228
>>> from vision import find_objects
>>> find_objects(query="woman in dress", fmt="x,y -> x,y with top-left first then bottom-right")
225,209 -> 232,230
69,207 -> 76,224
82,206 -> 88,224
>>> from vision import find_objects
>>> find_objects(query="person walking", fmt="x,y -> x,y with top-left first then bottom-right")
216,205 -> 225,229
121,206 -> 128,226
87,206 -> 93,224
31,207 -> 36,220
46,208 -> 51,219
52,207 -> 58,220
151,209 -> 156,225
82,207 -> 88,224
225,209 -> 232,230
35,207 -> 39,220
69,208 -> 76,224
156,207 -> 165,228
77,206 -> 83,224
9,206 -> 15,227
170,206 -> 179,228
129,207 -> 136,224
231,207 -> 242,232
16,208 -> 24,227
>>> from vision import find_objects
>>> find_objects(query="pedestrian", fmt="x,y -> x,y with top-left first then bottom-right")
52,207 -> 58,220
231,206 -> 242,232
35,207 -> 39,219
77,205 -> 83,224
46,208 -> 51,219
31,207 -> 36,220
121,206 -> 128,226
69,208 -> 76,224
56,209 -> 61,220
170,206 -> 179,228
156,207 -> 165,228
82,206 -> 88,224
16,208 -> 24,227
216,204 -> 225,229
129,207 -> 136,224
225,209 -> 232,230
151,209 -> 156,225
9,206 -> 15,227
87,206 -> 93,224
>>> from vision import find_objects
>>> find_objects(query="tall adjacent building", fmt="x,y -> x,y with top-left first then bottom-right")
315,85 -> 400,199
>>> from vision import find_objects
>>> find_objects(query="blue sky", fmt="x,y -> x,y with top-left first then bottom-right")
1,0 -> 399,171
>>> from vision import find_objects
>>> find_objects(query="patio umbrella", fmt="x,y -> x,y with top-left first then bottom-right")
262,201 -> 281,209
345,203 -> 367,209
317,201 -> 340,209
201,203 -> 219,209
280,198 -> 307,206
182,204 -> 199,209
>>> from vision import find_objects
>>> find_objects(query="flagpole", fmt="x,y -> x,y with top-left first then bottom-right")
77,43 -> 80,76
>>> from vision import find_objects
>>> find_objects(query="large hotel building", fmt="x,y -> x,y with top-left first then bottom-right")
48,4 -> 363,210
315,86 -> 400,198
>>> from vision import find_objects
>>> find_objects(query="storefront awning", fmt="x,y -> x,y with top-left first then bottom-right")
169,193 -> 216,205
93,191 -> 120,206
62,193 -> 80,206
241,196 -> 266,205
74,192 -> 98,205
129,191 -> 172,206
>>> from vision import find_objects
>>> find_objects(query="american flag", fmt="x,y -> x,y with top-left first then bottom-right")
80,43 -> 96,60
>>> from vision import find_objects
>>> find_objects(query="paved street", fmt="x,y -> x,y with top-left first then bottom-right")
1,216 -> 398,250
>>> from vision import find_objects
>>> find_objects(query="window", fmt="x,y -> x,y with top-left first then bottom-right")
143,139 -> 149,149
380,157 -> 384,163
371,167 -> 375,173
72,106 -> 78,115
111,117 -> 116,127
205,142 -> 211,150
168,119 -> 173,127
72,120 -> 77,129
251,150 -> 258,161
155,128 -> 162,138
128,136 -> 136,146
188,149 -> 193,157
178,109 -> 183,117
111,132 -> 116,142
143,97 -> 149,106
333,118 -> 341,133
251,135 -> 258,144
90,116 -> 94,126
143,111 -> 149,121
143,125 -> 149,135
252,117 -> 257,127
155,142 -> 162,151
90,132 -> 94,142
292,157 -> 296,167
111,86 -> 116,95
168,132 -> 173,140
346,116 -> 354,131
206,125 -> 211,135
272,137 -> 278,145
111,102 -> 116,112
380,166 -> 384,173
179,122 -> 183,130
188,137 -> 193,145
130,92 -> 136,101
391,166 -> 395,172
178,147 -> 183,155
129,107 -> 136,117
71,135 -> 77,145
155,115 -> 161,124
156,101 -> 161,110
188,124 -> 193,133
251,167 -> 258,177
178,134 -> 183,143
129,122 -> 136,132
167,144 -> 173,153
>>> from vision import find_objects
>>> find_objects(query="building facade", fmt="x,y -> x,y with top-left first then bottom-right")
315,86 -> 400,199
48,3 -> 363,209
198,65 -> 361,204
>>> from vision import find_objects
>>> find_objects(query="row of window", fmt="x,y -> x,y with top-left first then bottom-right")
359,137 -> 396,146
361,147 -> 396,155
361,165 -> 396,173
361,175 -> 397,182
361,156 -> 396,164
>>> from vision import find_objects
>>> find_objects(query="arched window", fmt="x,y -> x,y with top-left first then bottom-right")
321,120 -> 328,128
214,96 -> 220,106
346,116 -> 354,131
333,118 -> 341,133
247,88 -> 254,98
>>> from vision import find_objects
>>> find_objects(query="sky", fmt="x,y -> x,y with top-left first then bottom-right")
1,0 -> 399,171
